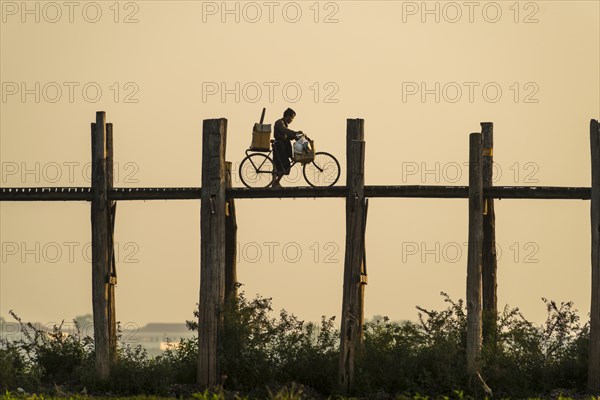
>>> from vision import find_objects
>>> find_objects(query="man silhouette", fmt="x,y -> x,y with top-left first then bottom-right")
272,108 -> 303,188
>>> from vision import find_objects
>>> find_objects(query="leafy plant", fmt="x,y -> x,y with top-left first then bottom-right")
0,289 -> 593,398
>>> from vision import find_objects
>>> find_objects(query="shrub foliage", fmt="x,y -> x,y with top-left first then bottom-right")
0,289 -> 591,398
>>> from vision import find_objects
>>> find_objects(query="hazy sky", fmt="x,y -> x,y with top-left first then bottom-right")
1,0 -> 599,331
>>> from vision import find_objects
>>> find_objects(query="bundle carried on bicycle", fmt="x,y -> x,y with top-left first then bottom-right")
292,133 -> 315,163
249,108 -> 271,152
239,108 -> 340,188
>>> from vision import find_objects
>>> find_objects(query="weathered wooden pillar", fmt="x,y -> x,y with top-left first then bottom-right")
466,132 -> 483,377
339,118 -> 366,393
359,199 -> 369,341
198,118 -> 227,388
91,111 -> 110,379
589,118 -> 600,393
106,122 -> 118,362
225,161 -> 238,302
481,122 -> 497,344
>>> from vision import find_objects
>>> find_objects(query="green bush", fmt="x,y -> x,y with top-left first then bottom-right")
0,338 -> 38,390
355,294 -> 589,398
187,289 -> 339,394
355,293 -> 468,396
83,333 -> 199,395
0,289 -> 593,398
482,299 -> 589,397
4,310 -> 92,389
3,311 -> 191,395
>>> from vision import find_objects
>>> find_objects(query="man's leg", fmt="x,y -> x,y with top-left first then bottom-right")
272,142 -> 285,187
272,173 -> 283,187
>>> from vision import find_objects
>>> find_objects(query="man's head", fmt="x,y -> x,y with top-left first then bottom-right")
283,108 -> 296,124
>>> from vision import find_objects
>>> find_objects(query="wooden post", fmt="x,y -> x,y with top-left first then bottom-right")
589,119 -> 600,393
106,122 -> 117,362
359,199 -> 369,342
466,132 -> 483,377
91,111 -> 110,379
339,118 -> 366,393
225,161 -> 238,302
481,122 -> 497,344
198,118 -> 227,388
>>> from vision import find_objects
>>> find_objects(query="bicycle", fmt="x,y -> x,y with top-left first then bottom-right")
239,136 -> 341,188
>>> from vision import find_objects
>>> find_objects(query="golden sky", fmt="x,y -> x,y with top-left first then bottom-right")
1,0 -> 599,328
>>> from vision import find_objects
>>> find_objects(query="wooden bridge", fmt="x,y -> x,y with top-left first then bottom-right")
2,112 -> 600,393
0,185 -> 592,201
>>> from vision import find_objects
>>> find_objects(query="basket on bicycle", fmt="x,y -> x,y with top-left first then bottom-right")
293,138 -> 315,164
249,123 -> 271,152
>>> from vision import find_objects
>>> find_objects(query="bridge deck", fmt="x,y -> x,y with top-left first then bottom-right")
0,186 -> 591,201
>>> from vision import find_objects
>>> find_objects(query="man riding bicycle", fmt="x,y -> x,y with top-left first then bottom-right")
272,108 -> 303,188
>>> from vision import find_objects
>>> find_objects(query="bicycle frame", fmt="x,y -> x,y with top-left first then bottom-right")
240,138 -> 339,188
245,138 -> 321,177
244,149 -> 275,174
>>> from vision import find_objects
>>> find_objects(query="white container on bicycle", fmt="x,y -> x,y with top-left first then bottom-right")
294,134 -> 310,155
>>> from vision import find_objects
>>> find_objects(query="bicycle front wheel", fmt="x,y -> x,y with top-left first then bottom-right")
239,153 -> 275,188
303,152 -> 341,187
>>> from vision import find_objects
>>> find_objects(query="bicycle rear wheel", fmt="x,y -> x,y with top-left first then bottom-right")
303,152 -> 340,187
239,153 -> 275,188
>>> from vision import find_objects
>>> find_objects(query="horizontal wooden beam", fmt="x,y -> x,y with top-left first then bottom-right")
0,187 -> 199,201
0,186 -> 592,201
230,186 -> 346,198
0,187 -> 93,201
366,185 -> 467,198
487,186 -> 590,199
110,188 -> 201,200
365,185 -> 591,199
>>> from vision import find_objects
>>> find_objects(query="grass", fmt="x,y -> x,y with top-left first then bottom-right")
2,393 -> 600,400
